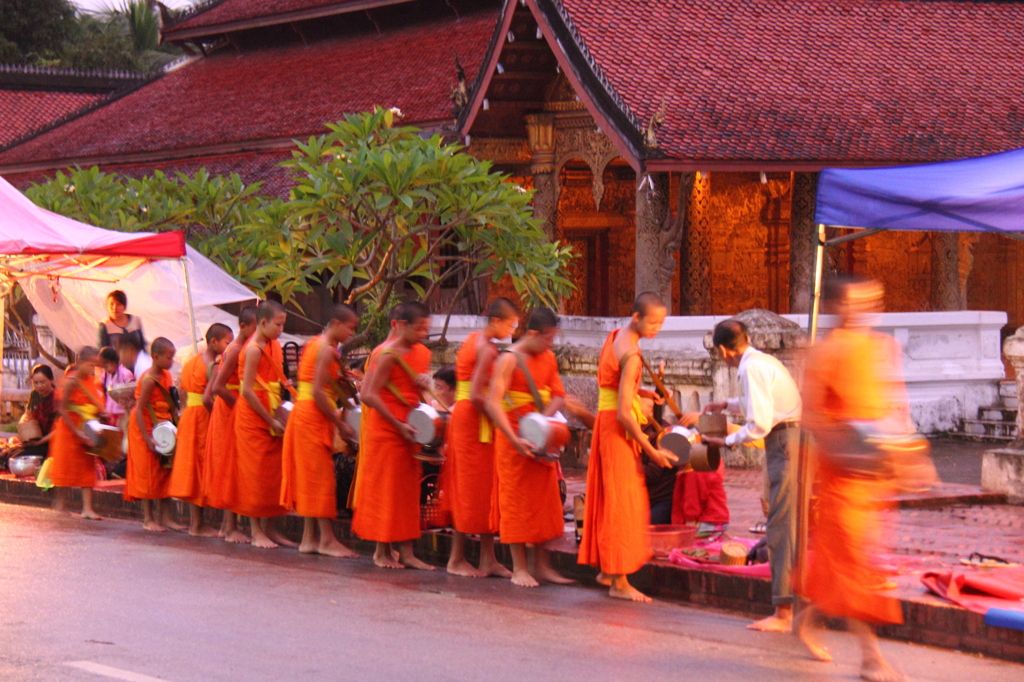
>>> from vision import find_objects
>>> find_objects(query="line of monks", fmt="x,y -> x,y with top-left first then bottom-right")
45,293 -> 687,598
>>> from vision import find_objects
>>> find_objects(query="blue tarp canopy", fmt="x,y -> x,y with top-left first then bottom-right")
814,147 -> 1024,233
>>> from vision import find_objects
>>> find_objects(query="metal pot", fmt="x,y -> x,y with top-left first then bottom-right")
344,401 -> 362,443
8,454 -> 43,477
151,421 -> 177,455
407,403 -> 447,447
519,411 -> 570,461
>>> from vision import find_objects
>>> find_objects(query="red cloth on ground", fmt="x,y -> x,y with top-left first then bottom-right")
921,567 -> 1024,615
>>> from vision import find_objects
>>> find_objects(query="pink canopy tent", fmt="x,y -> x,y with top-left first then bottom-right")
0,174 -> 257,367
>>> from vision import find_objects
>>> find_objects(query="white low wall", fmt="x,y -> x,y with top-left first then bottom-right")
431,310 -> 1008,434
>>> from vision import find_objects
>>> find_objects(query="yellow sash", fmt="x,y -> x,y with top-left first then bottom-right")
597,387 -> 647,425
255,379 -> 283,436
597,387 -> 647,440
185,392 -> 205,408
68,403 -> 99,422
456,380 -> 493,443
225,383 -> 240,392
297,381 -> 315,401
505,388 -> 551,412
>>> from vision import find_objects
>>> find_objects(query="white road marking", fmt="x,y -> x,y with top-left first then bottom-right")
64,661 -> 171,682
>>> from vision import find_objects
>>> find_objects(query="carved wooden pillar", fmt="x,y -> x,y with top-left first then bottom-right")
681,171 -> 712,315
930,232 -> 963,310
789,171 -> 818,314
635,172 -> 671,305
525,114 -> 556,240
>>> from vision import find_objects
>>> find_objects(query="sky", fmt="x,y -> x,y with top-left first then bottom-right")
71,0 -> 196,13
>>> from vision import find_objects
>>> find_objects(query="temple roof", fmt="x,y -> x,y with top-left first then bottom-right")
0,8 -> 497,173
0,89 -> 107,149
0,66 -> 145,151
162,0 -> 411,42
515,0 -> 1024,169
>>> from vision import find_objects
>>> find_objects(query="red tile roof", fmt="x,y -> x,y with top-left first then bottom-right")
0,8 -> 497,170
549,0 -> 1024,165
0,89 -> 106,148
164,0 -> 391,37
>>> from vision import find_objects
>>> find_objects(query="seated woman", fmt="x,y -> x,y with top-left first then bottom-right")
97,290 -> 146,368
19,364 -> 58,458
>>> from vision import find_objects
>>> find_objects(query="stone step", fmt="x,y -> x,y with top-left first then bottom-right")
949,431 -> 1016,443
978,406 -> 1018,421
962,419 -> 1018,439
1000,380 -> 1018,398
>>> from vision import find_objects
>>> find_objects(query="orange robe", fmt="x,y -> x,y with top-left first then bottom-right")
167,354 -> 210,505
351,343 -> 430,543
799,328 -> 904,625
280,336 -> 340,518
49,376 -> 102,489
204,347 -> 243,510
579,330 -> 651,574
492,350 -> 566,545
124,370 -> 174,501
443,331 -> 499,535
232,338 -> 288,518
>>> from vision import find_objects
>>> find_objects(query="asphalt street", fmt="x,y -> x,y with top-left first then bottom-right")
0,502 -> 1020,682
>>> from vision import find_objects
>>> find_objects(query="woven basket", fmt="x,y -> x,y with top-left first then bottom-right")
419,474 -> 451,530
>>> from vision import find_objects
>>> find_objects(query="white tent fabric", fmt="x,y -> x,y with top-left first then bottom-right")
21,245 -> 256,358
0,174 -> 257,361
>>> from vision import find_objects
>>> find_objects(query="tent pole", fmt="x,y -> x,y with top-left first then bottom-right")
181,256 -> 199,355
795,223 -> 827,614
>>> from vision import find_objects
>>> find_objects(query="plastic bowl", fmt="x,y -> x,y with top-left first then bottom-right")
649,524 -> 697,557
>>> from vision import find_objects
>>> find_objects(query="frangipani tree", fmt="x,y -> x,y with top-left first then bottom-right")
216,107 -> 574,341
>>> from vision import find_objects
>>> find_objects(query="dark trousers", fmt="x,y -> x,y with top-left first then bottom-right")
764,423 -> 798,606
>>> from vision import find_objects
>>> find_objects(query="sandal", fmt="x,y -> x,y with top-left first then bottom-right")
749,521 -> 767,535
959,552 -> 1018,567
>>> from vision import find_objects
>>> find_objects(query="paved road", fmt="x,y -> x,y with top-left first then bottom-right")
0,503 -> 1019,682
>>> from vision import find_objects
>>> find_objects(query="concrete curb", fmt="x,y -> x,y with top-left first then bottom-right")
3,477 -> 1022,664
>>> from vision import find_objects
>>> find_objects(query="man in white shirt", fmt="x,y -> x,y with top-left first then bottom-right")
704,319 -> 801,633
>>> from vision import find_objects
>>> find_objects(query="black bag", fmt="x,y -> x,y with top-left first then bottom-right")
746,538 -> 768,565
333,452 -> 355,519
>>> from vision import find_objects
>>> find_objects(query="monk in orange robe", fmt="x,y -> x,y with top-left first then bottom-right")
579,293 -> 677,601
125,337 -> 181,532
234,300 -> 295,549
49,346 -> 105,520
443,297 -> 519,578
167,323 -> 234,537
487,307 -> 574,588
797,276 -> 907,682
352,301 -> 436,570
281,304 -> 360,558
204,307 -> 257,543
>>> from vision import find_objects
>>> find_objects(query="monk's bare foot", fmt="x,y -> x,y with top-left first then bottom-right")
318,541 -> 359,559
374,553 -> 405,569
511,568 -> 539,588
224,529 -> 251,544
266,528 -> 298,548
479,561 -> 513,579
298,540 -> 318,554
400,555 -> 437,571
861,659 -> 904,682
447,559 -> 487,578
534,566 -> 576,585
189,525 -> 220,538
609,582 -> 652,603
798,630 -> 833,662
143,521 -> 166,532
251,533 -> 279,549
748,614 -> 793,632
161,518 -> 187,532
81,511 -> 102,521
595,571 -> 613,587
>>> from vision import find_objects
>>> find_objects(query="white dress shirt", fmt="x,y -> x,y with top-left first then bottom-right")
724,346 -> 802,447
